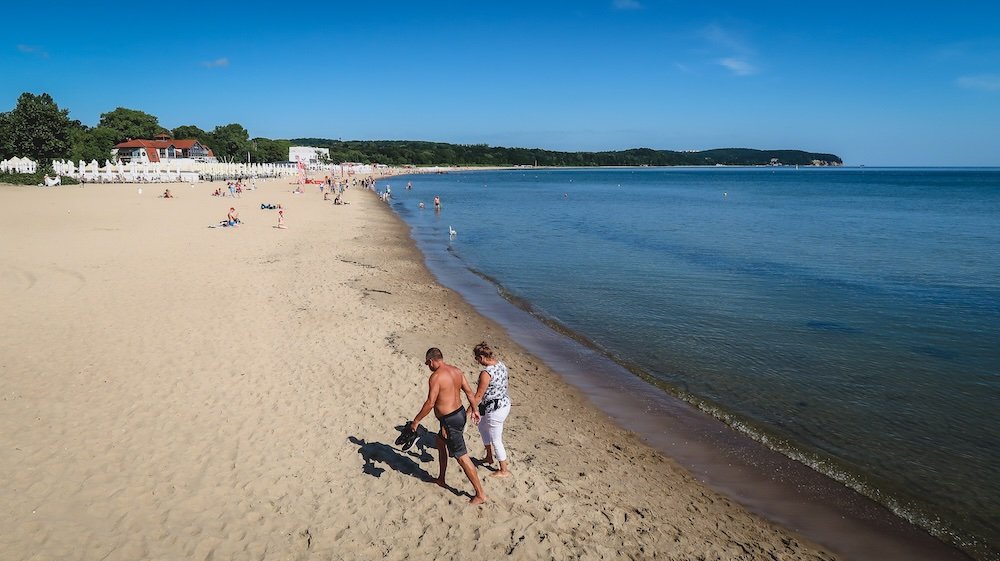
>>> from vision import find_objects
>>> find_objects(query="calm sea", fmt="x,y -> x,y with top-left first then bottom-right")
383,168 -> 999,560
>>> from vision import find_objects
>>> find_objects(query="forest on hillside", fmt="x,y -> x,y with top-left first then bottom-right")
290,139 -> 842,167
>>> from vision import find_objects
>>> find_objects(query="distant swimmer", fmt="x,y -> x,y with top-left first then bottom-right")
724,192 -> 728,199
434,195 -> 441,210
419,202 -> 425,209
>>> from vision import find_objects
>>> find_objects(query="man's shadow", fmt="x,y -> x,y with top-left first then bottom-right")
348,425 -> 464,497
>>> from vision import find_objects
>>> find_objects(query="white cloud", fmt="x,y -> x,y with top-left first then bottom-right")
701,24 -> 746,53
932,39 -> 1000,64
16,44 -> 48,58
718,57 -> 757,76
612,0 -> 642,9
700,24 -> 759,76
203,57 -> 230,68
956,75 -> 1000,91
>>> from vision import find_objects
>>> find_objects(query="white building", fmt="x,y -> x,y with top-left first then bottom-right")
289,146 -> 330,165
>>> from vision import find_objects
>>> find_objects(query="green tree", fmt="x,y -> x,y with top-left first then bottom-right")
0,112 -> 9,158
251,137 -> 291,163
69,124 -> 119,163
172,125 -> 208,142
99,107 -> 162,143
209,123 -> 250,162
0,92 -> 72,161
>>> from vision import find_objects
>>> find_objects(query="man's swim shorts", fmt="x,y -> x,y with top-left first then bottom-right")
437,406 -> 468,458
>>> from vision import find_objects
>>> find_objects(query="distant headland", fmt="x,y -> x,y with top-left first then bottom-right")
289,139 -> 843,168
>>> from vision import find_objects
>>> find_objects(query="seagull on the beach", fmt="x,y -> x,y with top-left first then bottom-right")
448,226 -> 457,238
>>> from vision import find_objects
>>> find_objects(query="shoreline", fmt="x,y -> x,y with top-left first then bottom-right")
0,176 -> 953,559
382,173 -> 975,561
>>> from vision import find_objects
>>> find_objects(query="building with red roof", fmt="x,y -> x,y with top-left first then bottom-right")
113,136 -> 216,164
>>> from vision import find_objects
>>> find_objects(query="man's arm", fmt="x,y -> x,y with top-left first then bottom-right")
461,373 -> 478,409
410,376 -> 439,432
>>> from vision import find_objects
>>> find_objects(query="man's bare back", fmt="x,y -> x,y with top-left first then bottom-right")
428,363 -> 465,418
411,352 -> 476,424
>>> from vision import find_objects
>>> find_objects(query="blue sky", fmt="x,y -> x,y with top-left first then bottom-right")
3,1 -> 999,165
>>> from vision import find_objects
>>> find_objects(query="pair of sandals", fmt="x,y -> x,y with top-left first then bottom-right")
394,421 -> 422,451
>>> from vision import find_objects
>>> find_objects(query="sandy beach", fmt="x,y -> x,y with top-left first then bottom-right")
0,176 -> 840,560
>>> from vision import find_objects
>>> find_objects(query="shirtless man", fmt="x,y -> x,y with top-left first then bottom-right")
409,348 -> 487,505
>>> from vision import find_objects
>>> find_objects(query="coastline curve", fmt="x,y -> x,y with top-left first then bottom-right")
390,192 -> 973,561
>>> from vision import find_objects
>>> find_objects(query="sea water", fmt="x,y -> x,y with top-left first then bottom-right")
384,168 -> 999,560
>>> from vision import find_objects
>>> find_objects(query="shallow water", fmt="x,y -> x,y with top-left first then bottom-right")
385,168 -> 1000,560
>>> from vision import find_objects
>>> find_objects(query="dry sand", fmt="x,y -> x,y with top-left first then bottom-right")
0,176 -> 840,560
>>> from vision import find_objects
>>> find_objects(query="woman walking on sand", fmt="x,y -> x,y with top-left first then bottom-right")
470,341 -> 513,477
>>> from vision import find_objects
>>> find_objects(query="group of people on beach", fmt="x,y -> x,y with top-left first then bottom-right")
218,204 -> 287,228
407,342 -> 513,505
210,178 -> 253,198
210,173 -> 364,230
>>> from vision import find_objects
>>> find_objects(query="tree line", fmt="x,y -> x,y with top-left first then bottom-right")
1,92 -> 842,168
290,139 -> 842,167
0,93 -> 289,165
